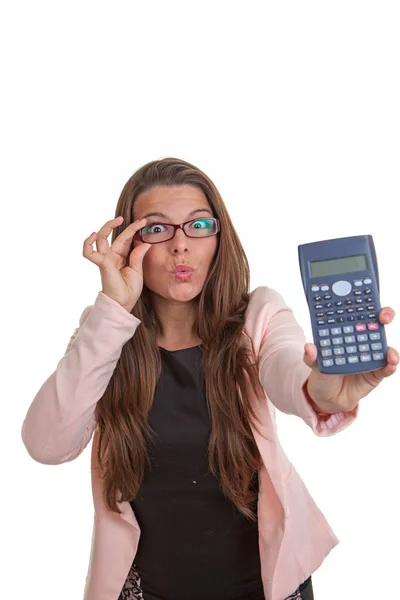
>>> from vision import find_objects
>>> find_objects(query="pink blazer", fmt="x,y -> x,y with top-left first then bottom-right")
21,286 -> 359,600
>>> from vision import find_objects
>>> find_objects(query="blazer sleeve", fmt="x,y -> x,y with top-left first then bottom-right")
21,291 -> 141,464
252,286 -> 359,436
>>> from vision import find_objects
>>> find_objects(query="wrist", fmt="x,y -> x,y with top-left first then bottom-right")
302,380 -> 335,415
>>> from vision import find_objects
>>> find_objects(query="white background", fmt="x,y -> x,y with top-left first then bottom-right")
2,1 -> 399,598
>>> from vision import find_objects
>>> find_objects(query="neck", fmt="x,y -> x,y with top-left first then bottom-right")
151,293 -> 199,344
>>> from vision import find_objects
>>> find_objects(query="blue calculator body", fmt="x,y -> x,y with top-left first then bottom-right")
298,235 -> 388,375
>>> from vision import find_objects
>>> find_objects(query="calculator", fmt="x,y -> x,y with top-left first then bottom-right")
298,235 -> 388,374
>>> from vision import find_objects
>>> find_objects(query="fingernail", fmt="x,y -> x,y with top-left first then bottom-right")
383,311 -> 391,319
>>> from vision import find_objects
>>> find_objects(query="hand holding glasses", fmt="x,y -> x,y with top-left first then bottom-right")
82,216 -> 152,313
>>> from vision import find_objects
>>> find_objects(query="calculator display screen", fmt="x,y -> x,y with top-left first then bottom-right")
310,254 -> 368,277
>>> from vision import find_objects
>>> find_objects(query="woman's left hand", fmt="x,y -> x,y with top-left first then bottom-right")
303,307 -> 399,414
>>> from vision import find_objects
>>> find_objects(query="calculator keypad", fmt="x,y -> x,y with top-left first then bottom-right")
312,277 -> 384,367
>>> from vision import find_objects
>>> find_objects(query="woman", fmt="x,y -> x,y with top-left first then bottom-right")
21,158 -> 398,600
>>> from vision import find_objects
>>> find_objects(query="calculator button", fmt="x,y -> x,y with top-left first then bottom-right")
332,280 -> 352,296
360,354 -> 372,362
369,332 -> 380,340
323,359 -> 334,367
338,317 -> 346,323
323,294 -> 332,300
332,337 -> 343,345
368,322 -> 379,331
364,278 -> 372,284
356,334 -> 368,342
317,319 -> 325,325
366,305 -> 374,311
345,335 -> 356,343
368,312 -> 377,319
354,290 -> 362,296
347,316 -> 356,321
346,308 -> 355,313
314,295 -> 322,301
318,329 -> 330,337
335,301 -> 343,306
345,300 -> 353,305
356,307 -> 365,312
346,345 -> 357,353
347,356 -> 359,364
343,326 -> 354,333
354,280 -> 363,286
320,285 -> 329,291
330,327 -> 342,335
373,352 -> 384,360
336,309 -> 345,314
355,323 -> 367,332
364,288 -> 372,295
325,303 -> 333,308
327,319 -> 336,324
335,357 -> 346,365
358,344 -> 370,352
320,339 -> 331,347
326,311 -> 335,316
365,296 -> 373,302
355,298 -> 363,304
316,312 -> 324,318
321,349 -> 333,357
311,285 -> 320,292
333,347 -> 345,355
315,304 -> 323,310
357,315 -> 366,320
371,343 -> 382,351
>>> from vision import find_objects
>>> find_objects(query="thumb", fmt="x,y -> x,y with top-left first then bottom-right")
303,342 -> 319,371
129,243 -> 152,270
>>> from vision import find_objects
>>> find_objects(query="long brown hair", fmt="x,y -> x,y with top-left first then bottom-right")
94,157 -> 266,521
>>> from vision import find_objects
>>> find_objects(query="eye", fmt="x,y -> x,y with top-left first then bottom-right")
189,219 -> 212,229
143,224 -> 168,234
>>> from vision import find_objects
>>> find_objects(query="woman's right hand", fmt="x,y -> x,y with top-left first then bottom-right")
83,216 -> 152,313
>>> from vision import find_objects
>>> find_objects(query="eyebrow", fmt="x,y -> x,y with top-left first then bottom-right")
141,208 -> 213,221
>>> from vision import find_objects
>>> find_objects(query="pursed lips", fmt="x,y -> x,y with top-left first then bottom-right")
173,266 -> 195,273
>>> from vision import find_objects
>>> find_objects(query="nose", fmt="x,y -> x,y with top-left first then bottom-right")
174,227 -> 188,240
171,227 -> 189,248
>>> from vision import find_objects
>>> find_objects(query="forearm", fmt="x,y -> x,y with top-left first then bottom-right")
21,291 -> 141,464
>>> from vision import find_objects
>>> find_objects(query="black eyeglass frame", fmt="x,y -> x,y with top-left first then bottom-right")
132,217 -> 221,244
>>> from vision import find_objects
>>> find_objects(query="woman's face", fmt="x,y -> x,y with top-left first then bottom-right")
132,185 -> 219,303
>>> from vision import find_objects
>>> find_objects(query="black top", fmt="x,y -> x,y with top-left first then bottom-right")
129,345 -> 264,600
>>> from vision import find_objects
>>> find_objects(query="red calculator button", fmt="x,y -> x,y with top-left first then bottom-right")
368,322 -> 379,331
355,323 -> 367,332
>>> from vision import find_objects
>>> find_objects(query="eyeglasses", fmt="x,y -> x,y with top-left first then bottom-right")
132,217 -> 221,244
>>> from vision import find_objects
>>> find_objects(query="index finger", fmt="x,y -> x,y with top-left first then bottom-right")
379,307 -> 395,324
110,217 -> 148,256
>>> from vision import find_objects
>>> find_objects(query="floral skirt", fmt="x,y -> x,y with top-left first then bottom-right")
117,562 -> 314,600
